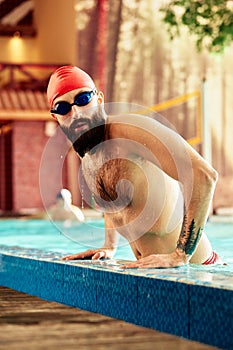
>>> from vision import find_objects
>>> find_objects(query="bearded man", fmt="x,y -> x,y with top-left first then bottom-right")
46,65 -> 223,268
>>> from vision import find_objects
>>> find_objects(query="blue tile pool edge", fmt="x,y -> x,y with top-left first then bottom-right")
0,250 -> 232,350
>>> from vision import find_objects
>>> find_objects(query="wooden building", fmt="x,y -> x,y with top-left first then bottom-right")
0,1 -> 80,214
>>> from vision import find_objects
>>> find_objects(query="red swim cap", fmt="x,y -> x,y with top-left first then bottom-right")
47,65 -> 95,107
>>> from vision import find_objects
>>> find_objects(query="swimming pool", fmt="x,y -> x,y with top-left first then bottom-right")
0,217 -> 233,349
0,217 -> 232,262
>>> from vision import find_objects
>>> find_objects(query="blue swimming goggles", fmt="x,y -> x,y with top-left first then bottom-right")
50,89 -> 97,115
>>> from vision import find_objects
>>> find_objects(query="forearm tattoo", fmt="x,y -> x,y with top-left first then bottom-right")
176,215 -> 203,256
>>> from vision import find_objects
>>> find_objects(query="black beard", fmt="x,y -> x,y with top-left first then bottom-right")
72,124 -> 106,157
60,105 -> 106,158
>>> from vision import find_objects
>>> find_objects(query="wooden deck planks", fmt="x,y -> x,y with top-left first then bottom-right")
0,286 -> 218,350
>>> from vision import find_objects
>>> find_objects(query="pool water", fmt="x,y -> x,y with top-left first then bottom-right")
204,220 -> 233,264
0,218 -> 135,260
0,218 -> 232,264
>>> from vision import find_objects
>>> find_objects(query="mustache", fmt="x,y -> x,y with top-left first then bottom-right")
70,117 -> 90,129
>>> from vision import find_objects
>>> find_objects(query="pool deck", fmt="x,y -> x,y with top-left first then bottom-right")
0,245 -> 232,349
0,286 -> 218,350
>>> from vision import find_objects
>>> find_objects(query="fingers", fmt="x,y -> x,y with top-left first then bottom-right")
62,249 -> 95,260
121,261 -> 144,269
121,253 -> 186,269
121,255 -> 165,269
62,253 -> 85,261
121,256 -> 149,269
92,251 -> 106,260
62,249 -> 107,261
121,264 -> 137,269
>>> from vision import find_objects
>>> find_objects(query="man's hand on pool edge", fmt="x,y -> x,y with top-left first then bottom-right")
62,248 -> 116,261
121,251 -> 188,269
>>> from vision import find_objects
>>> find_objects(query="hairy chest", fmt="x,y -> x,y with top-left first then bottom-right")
81,153 -> 145,210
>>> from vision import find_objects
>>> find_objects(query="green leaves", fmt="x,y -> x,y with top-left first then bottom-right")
160,0 -> 233,53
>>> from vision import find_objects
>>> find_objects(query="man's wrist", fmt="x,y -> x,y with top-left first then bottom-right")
174,248 -> 190,263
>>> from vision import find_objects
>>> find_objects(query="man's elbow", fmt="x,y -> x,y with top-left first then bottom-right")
208,166 -> 218,184
201,165 -> 218,189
